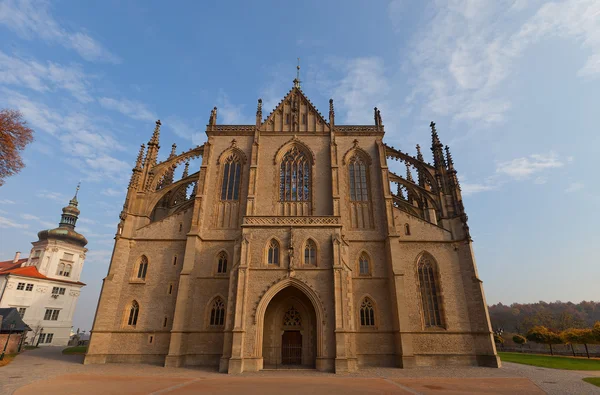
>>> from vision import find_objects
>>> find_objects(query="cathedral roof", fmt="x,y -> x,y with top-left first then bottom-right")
0,265 -> 86,286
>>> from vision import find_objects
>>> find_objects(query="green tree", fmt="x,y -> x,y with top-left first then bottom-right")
562,328 -> 595,359
512,335 -> 527,352
593,322 -> 600,342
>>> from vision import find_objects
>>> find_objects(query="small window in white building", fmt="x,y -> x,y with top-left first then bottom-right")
63,253 -> 74,261
52,287 -> 66,295
17,282 -> 25,290
18,308 -> 26,318
45,333 -> 53,343
38,333 -> 46,344
44,309 -> 60,321
33,250 -> 41,258
25,284 -> 33,291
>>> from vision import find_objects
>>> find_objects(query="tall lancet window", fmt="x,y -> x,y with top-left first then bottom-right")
221,154 -> 242,201
304,239 -> 316,266
279,146 -> 311,202
349,154 -> 369,201
127,301 -> 139,326
209,297 -> 225,326
417,254 -> 444,328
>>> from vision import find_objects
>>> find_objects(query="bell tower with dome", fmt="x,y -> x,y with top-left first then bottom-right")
0,185 -> 88,346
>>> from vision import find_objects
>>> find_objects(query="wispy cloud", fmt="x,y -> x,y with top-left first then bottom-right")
496,152 -> 564,180
77,218 -> 96,225
0,199 -> 16,204
565,182 -> 584,193
84,249 -> 113,266
36,190 -> 66,203
0,216 -> 28,229
20,213 -> 54,228
0,0 -> 120,63
461,181 -> 500,196
403,0 -> 600,124
20,213 -> 39,220
217,92 -> 252,124
0,50 -> 93,102
101,188 -> 124,197
99,97 -> 156,122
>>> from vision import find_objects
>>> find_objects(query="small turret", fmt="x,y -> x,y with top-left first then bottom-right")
145,120 -> 162,167
38,184 -> 88,247
256,98 -> 263,127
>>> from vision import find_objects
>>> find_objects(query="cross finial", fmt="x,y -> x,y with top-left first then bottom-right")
294,58 -> 301,88
74,182 -> 80,198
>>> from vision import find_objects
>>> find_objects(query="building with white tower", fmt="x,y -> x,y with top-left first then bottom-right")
0,187 -> 87,346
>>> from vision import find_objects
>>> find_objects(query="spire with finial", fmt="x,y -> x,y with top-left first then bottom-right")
59,183 -> 81,229
256,98 -> 263,126
416,144 -> 424,162
145,120 -> 162,167
169,143 -> 177,158
134,144 -> 145,170
445,145 -> 454,170
293,58 -> 301,89
405,162 -> 415,183
182,161 -> 190,178
396,182 -> 405,200
149,120 -> 161,147
374,107 -> 379,126
430,121 -> 446,169
209,107 -> 217,127
329,99 -> 335,125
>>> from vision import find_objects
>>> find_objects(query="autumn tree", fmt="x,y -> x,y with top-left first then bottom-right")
562,328 -> 595,359
0,109 -> 34,186
526,326 -> 563,356
493,334 -> 504,349
512,335 -> 526,352
594,322 -> 600,342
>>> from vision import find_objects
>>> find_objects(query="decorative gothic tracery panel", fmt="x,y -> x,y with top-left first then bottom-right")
283,306 -> 302,326
417,254 -> 444,328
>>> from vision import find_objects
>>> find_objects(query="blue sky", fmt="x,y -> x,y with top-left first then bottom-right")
0,0 -> 599,331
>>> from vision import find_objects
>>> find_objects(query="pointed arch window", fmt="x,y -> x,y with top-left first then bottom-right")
209,297 -> 225,326
304,239 -> 316,265
349,154 -> 369,201
217,251 -> 228,274
137,256 -> 148,280
267,239 -> 280,265
359,253 -> 370,276
279,146 -> 311,202
360,298 -> 375,326
221,154 -> 242,201
127,301 -> 139,326
417,254 -> 444,328
56,263 -> 65,276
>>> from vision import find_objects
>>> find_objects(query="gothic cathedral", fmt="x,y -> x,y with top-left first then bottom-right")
85,80 -> 500,372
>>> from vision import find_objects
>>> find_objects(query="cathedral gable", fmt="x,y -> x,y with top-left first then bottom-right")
260,87 -> 330,133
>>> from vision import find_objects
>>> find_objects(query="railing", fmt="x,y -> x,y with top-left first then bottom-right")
243,216 -> 341,227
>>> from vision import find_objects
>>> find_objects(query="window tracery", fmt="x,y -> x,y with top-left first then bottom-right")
209,297 -> 225,326
137,256 -> 148,280
349,154 -> 369,201
417,254 -> 444,328
267,239 -> 280,265
360,298 -> 375,326
304,239 -> 316,265
359,253 -> 370,276
221,153 -> 242,201
283,306 -> 302,326
217,251 -> 228,274
127,301 -> 139,326
279,146 -> 311,202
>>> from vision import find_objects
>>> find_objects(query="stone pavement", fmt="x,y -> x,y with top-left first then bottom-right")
1,347 -> 599,395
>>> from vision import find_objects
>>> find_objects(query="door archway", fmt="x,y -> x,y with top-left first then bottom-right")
256,280 -> 323,369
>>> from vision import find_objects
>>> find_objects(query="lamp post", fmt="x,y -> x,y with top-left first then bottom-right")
0,321 -> 16,360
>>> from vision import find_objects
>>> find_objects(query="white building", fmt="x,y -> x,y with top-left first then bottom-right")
0,187 -> 87,346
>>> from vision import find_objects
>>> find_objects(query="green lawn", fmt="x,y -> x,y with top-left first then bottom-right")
499,352 -> 600,371
24,345 -> 37,350
62,346 -> 87,355
583,377 -> 600,387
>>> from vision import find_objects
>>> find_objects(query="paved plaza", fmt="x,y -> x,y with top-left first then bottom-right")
2,347 -> 600,394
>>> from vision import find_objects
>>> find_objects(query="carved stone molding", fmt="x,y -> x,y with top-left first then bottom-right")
243,216 -> 341,227
69,290 -> 81,297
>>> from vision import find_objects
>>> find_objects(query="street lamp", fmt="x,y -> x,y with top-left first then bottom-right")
0,321 -> 16,360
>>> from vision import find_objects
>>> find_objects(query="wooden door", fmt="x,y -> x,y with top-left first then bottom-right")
281,330 -> 302,365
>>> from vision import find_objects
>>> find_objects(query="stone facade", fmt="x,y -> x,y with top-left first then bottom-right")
85,82 -> 500,372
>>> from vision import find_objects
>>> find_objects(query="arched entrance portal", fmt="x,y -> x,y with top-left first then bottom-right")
261,286 -> 317,368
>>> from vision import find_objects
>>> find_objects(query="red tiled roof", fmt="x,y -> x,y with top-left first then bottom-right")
0,258 -> 28,272
0,265 -> 85,286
